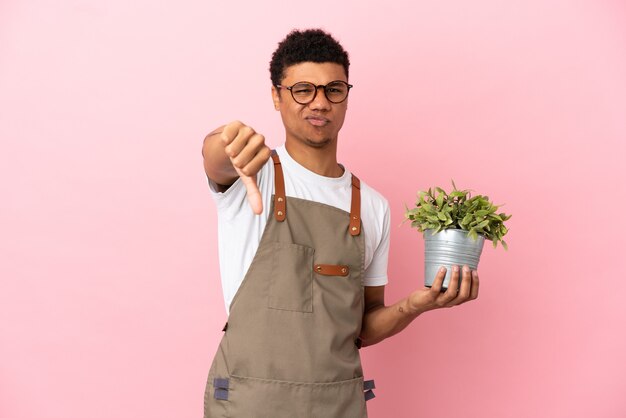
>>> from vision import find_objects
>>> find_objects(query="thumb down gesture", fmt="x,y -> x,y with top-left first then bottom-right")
220,121 -> 272,215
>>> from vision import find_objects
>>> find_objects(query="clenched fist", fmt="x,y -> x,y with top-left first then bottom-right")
219,121 -> 272,214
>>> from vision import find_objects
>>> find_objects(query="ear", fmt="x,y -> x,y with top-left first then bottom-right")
271,86 -> 281,111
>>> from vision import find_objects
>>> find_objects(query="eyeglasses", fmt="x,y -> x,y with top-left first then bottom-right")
275,80 -> 353,105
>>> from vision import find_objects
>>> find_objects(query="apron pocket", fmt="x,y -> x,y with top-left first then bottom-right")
310,376 -> 368,418
268,242 -> 314,313
229,375 -> 367,418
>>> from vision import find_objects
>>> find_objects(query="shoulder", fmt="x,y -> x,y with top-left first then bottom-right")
359,179 -> 390,218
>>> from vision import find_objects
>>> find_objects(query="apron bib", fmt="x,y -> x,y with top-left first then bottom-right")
204,151 -> 375,418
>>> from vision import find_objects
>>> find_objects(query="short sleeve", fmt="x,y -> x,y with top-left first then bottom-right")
207,175 -> 248,216
206,158 -> 273,221
363,201 -> 390,287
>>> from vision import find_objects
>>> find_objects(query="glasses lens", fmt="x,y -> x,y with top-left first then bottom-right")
325,81 -> 349,103
291,82 -> 316,104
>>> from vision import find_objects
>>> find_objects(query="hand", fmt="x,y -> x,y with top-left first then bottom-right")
221,121 -> 272,214
407,265 -> 479,315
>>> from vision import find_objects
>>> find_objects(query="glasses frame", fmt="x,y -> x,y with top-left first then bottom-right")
275,80 -> 353,105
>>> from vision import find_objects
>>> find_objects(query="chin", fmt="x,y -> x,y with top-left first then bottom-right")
304,136 -> 333,148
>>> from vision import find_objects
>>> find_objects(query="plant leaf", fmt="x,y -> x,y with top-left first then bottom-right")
435,193 -> 444,208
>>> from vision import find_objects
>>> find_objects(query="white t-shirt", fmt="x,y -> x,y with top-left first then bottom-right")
208,145 -> 390,314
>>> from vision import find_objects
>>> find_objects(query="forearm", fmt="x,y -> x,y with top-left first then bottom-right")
359,297 -> 421,347
358,266 -> 479,347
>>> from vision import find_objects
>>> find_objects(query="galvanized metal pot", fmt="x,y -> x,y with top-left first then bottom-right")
424,228 -> 485,290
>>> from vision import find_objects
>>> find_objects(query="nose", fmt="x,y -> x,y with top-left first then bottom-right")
308,86 -> 331,111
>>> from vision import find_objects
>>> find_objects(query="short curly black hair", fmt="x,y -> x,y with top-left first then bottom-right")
269,29 -> 350,86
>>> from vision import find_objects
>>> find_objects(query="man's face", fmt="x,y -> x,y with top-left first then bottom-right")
271,62 -> 348,149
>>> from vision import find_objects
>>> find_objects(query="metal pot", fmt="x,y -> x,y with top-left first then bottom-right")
424,228 -> 485,290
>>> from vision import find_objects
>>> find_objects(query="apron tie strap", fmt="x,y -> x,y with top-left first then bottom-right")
349,175 -> 361,236
270,150 -> 287,222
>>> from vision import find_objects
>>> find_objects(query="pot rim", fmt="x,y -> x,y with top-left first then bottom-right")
423,227 -> 486,239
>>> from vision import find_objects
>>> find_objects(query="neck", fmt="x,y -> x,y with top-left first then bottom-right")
284,138 -> 344,178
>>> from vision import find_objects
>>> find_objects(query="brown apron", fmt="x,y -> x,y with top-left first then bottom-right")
204,151 -> 376,418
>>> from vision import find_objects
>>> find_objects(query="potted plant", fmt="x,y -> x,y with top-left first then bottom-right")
404,181 -> 511,290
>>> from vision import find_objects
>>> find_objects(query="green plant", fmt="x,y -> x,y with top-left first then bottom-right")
404,181 -> 512,249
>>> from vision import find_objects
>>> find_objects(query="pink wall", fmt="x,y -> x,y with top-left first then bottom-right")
2,1 -> 625,417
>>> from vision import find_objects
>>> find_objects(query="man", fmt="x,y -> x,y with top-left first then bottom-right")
202,29 -> 478,417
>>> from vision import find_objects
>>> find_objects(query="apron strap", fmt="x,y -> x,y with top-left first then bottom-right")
271,149 -> 361,236
270,150 -> 286,222
349,175 -> 361,236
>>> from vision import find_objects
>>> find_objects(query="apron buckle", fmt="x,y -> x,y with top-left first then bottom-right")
213,377 -> 230,401
364,379 -> 376,401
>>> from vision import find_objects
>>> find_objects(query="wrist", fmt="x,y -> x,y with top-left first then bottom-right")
402,297 -> 423,317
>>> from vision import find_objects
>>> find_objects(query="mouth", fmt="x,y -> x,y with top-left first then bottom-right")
305,116 -> 331,127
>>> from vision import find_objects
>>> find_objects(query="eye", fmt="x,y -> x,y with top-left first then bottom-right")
326,83 -> 347,95
292,83 -> 314,95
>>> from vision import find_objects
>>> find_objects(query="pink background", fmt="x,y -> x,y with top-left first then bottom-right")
2,0 -> 625,417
